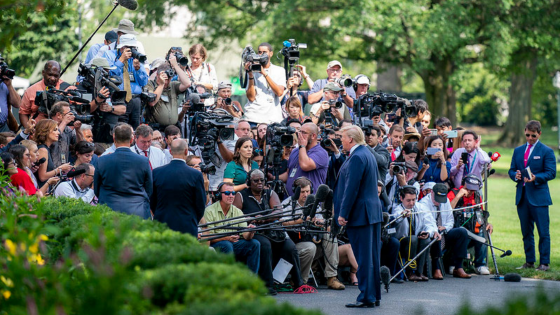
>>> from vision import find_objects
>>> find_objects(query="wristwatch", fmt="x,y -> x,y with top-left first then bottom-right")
111,107 -> 115,113
341,93 -> 347,98
299,145 -> 305,150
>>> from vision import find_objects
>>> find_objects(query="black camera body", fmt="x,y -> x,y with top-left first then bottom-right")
242,46 -> 269,72
392,162 -> 407,174
280,39 -> 307,78
0,54 -> 15,80
200,164 -> 217,175
130,47 -> 147,63
77,63 -> 127,106
34,88 -> 92,124
190,112 -> 235,166
187,92 -> 212,113
267,124 -> 296,148
328,99 -> 343,109
321,138 -> 342,149
167,52 -> 189,67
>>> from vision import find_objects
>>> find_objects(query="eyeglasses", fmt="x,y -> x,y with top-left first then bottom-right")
251,178 -> 265,183
153,137 -> 163,141
221,191 -> 235,196
327,68 -> 342,73
525,133 -> 538,138
84,174 -> 94,178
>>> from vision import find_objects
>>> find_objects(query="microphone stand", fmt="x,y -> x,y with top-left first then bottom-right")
483,161 -> 501,281
390,236 -> 440,283
61,2 -> 120,76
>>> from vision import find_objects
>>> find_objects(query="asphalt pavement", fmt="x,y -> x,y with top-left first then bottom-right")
275,274 -> 560,315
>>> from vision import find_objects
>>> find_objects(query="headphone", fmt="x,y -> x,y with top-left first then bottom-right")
292,176 -> 314,194
214,182 -> 228,201
461,174 -> 482,189
246,168 -> 265,186
352,74 -> 369,92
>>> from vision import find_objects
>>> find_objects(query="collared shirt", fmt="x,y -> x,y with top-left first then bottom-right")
418,193 -> 454,232
349,144 -> 359,156
449,147 -> 491,188
309,78 -> 357,102
203,202 -> 247,235
281,196 -> 324,220
84,43 -> 104,64
104,50 -> 148,94
393,202 -> 438,239
131,144 -> 167,169
101,144 -> 117,156
525,140 -> 539,160
54,179 -> 95,203
20,79 -> 76,121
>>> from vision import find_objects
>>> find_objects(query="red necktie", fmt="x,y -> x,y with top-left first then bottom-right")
144,151 -> 153,170
524,144 -> 532,167
391,150 -> 396,162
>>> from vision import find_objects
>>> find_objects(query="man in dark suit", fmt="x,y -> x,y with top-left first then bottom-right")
508,120 -> 556,271
334,125 -> 383,308
94,123 -> 152,219
365,124 -> 390,183
151,139 -> 206,237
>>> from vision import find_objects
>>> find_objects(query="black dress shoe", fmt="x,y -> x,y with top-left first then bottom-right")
391,278 -> 404,284
375,300 -> 381,307
267,287 -> 278,296
345,301 -> 375,308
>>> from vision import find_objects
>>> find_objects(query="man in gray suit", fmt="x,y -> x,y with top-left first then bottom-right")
94,123 -> 152,219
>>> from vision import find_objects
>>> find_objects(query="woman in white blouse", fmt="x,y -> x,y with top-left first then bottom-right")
186,44 -> 219,106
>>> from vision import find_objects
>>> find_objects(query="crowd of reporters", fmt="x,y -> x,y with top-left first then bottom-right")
0,18 -> 508,296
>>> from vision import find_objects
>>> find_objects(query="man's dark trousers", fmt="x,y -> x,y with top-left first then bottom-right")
518,187 -> 550,265
347,223 -> 381,303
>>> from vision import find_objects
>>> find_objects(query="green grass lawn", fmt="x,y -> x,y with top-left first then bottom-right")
480,140 -> 560,280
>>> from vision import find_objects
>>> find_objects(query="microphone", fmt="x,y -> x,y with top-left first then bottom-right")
382,212 -> 390,224
118,0 -> 138,10
33,157 -> 47,167
490,152 -> 501,162
302,194 -> 315,219
66,169 -> 86,178
291,186 -> 301,216
500,250 -> 512,258
380,266 -> 391,292
503,273 -> 521,282
322,190 -> 334,219
310,185 -> 330,219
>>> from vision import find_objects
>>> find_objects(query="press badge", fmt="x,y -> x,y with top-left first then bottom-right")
290,168 -> 297,178
160,94 -> 169,102
129,73 -> 136,82
387,228 -> 396,235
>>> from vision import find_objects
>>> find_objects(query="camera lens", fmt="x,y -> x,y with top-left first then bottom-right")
224,98 -> 232,105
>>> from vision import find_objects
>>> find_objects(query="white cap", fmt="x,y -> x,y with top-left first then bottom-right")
327,60 -> 342,69
117,34 -> 138,49
422,182 -> 436,192
355,74 -> 370,85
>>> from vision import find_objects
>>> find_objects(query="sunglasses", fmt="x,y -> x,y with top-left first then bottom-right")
221,191 -> 235,196
251,178 -> 265,183
525,133 -> 538,138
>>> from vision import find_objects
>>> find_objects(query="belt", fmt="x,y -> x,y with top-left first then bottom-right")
132,94 -> 141,99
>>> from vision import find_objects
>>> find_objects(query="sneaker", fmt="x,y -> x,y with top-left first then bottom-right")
327,276 -> 346,290
476,266 -> 490,275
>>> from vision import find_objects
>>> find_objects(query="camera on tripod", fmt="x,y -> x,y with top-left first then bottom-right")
190,112 -> 235,166
0,54 -> 15,80
267,124 -> 296,149
280,39 -> 307,78
242,46 -> 269,72
77,63 -> 127,106
34,88 -> 93,124
187,92 -> 212,113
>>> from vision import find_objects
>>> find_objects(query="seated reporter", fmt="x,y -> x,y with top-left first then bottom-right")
378,181 -> 401,283
34,119 -> 73,188
393,186 -> 441,281
9,144 -> 39,196
203,182 -> 260,274
418,183 -> 471,279
54,163 -> 96,204
145,55 -> 191,132
281,177 -> 345,290
447,175 -> 493,275
386,160 -> 420,208
1,152 -> 18,192
233,169 -> 304,295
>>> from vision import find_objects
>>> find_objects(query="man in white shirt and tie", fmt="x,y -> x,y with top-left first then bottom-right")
131,124 -> 167,169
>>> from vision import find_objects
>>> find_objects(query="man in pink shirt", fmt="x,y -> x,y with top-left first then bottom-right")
19,61 -> 75,128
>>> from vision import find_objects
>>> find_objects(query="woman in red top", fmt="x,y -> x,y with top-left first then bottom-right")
9,144 -> 38,196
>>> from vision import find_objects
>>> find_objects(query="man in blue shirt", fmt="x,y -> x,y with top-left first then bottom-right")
0,62 -> 21,132
102,34 -> 148,129
84,31 -> 118,65
308,60 -> 356,110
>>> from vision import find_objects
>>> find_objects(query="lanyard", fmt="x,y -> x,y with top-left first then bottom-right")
134,145 -> 150,158
465,150 -> 477,175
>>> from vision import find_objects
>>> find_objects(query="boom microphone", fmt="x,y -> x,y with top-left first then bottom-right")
500,250 -> 512,258
380,266 -> 391,292
118,0 -> 138,10
310,184 -> 330,219
66,169 -> 86,178
302,194 -> 315,219
503,273 -> 522,282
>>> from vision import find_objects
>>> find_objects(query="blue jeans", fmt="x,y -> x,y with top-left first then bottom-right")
212,239 -> 260,273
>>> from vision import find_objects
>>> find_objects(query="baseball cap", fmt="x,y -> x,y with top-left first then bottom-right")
89,57 -> 116,70
104,31 -> 118,43
355,75 -> 370,85
405,160 -> 418,173
464,175 -> 481,191
433,183 -> 448,203
117,34 -> 137,49
150,58 -> 166,71
422,182 -> 436,192
323,82 -> 344,92
218,81 -> 232,90
327,60 -> 342,69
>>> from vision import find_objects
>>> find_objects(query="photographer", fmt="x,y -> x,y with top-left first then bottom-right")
403,99 -> 428,134
49,102 -> 83,168
286,123 -> 328,196
186,44 -> 219,106
19,60 -> 76,128
309,83 -> 351,128
364,125 -> 390,183
1,56 -> 21,132
54,163 -> 96,204
107,34 -> 148,129
323,128 -> 346,190
213,82 -> 243,118
280,66 -> 314,115
308,60 -> 355,109
244,43 -> 286,124
145,55 -> 191,131
386,160 -> 420,208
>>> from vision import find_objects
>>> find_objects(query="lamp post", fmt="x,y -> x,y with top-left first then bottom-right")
553,71 -> 560,162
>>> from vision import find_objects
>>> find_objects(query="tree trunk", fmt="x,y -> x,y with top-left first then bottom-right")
498,55 -> 538,147
376,62 -> 402,93
421,57 -> 457,126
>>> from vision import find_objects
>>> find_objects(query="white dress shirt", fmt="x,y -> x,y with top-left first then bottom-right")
131,144 -> 167,169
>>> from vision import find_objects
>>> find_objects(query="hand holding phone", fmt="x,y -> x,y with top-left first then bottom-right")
426,147 -> 441,155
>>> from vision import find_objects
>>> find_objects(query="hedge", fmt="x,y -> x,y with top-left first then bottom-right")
0,191 -> 319,315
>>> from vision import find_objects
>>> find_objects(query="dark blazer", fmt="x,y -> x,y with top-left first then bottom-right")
326,152 -> 346,190
508,141 -> 556,206
334,145 -> 383,227
94,147 -> 152,219
151,160 -> 206,236
367,144 -> 390,183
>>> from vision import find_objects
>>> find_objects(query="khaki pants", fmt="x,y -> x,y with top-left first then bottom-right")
295,234 -> 339,283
